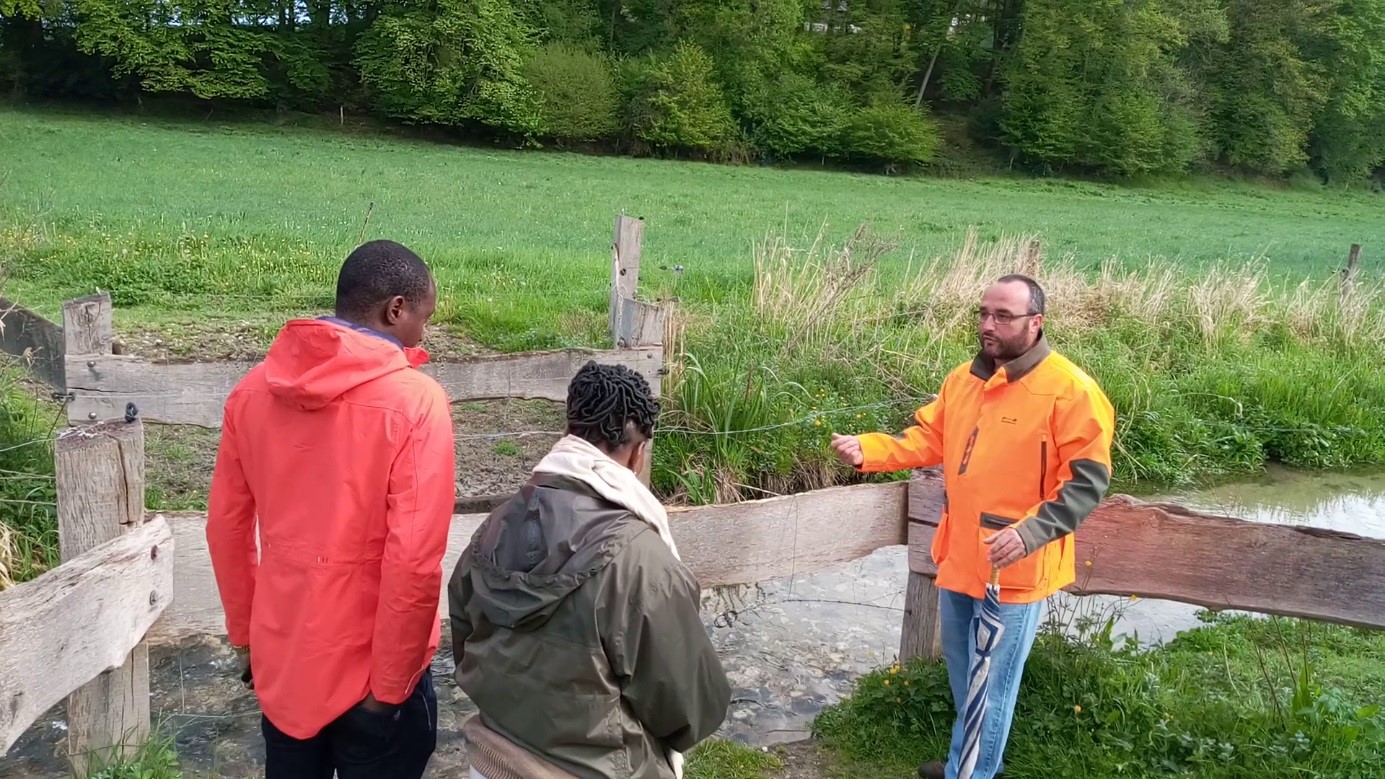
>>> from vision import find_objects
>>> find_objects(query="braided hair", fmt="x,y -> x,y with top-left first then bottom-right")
566,361 -> 659,450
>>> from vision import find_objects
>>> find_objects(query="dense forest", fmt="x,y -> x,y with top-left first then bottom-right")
2,1 -> 1383,183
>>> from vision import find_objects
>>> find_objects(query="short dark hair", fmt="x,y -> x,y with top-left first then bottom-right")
335,240 -> 433,320
565,361 -> 659,449
997,274 -> 1045,315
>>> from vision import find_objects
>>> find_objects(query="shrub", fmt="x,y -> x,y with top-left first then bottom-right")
524,42 -> 620,143
748,74 -> 851,159
624,41 -> 736,155
838,102 -> 941,168
355,0 -> 543,137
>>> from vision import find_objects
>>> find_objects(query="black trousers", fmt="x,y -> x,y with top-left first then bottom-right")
262,670 -> 437,779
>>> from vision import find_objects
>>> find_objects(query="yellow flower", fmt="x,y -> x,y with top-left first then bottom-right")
883,679 -> 890,687
1074,705 -> 1082,714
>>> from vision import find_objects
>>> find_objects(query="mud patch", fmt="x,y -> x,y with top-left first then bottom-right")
705,548 -> 907,747
452,399 -> 565,499
769,741 -> 842,778
115,321 -> 483,364
142,398 -> 568,511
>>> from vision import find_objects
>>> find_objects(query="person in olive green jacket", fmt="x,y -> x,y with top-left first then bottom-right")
448,361 -> 731,779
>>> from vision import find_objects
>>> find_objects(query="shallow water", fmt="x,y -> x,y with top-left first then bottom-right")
1161,464 -> 1385,538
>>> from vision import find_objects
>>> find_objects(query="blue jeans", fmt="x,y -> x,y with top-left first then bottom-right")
939,588 -> 1042,779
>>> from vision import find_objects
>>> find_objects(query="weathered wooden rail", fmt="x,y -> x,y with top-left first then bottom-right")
6,217 -> 666,430
900,469 -> 1385,660
119,470 -> 1385,650
0,294 -> 67,390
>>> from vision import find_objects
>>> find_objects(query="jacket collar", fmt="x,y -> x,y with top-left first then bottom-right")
318,316 -> 403,349
969,332 -> 1051,383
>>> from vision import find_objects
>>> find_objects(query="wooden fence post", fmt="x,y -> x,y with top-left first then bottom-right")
62,293 -> 114,426
1342,243 -> 1362,303
900,572 -> 943,662
609,215 -> 669,487
611,215 -> 644,347
901,469 -> 945,663
57,292 -> 151,774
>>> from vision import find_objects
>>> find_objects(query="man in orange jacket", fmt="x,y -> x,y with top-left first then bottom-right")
832,275 -> 1115,779
207,239 -> 457,779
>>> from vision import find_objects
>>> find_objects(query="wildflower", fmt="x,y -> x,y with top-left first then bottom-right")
1074,705 -> 1082,714
883,679 -> 890,687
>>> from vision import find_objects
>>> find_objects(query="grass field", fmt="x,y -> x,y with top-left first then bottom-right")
3,108 -> 1381,347
4,106 -> 1385,566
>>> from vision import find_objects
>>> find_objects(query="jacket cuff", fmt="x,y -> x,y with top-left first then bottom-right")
855,433 -> 895,473
1015,520 -> 1049,555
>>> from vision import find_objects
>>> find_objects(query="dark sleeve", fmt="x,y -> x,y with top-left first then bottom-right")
603,531 -> 732,753
1016,384 -> 1116,553
447,548 -> 476,670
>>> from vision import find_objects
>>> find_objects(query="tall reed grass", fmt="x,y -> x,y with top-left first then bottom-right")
656,226 -> 1385,503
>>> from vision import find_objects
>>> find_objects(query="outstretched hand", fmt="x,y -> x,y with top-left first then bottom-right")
830,434 -> 864,467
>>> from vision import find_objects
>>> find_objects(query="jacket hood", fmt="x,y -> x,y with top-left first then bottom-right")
466,475 -> 640,631
263,319 -> 430,411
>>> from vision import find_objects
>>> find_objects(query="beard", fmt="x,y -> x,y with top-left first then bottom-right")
979,332 -> 1032,361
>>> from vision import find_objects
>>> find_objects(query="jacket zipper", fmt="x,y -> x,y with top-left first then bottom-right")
958,426 -> 980,475
1039,437 -> 1048,500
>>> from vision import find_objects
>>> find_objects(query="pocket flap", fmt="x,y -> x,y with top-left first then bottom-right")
980,513 -> 1018,530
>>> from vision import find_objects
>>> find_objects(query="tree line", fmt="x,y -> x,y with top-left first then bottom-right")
2,1 -> 1383,183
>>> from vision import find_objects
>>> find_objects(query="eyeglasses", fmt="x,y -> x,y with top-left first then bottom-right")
976,309 -> 1038,326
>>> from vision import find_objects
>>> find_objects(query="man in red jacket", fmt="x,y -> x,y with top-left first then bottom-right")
207,239 -> 457,779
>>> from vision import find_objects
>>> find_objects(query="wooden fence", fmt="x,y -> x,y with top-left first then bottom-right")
0,214 -> 668,769
2,227 -> 1382,773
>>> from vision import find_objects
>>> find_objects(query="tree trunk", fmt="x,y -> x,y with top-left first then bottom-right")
914,0 -> 966,108
914,46 -> 943,107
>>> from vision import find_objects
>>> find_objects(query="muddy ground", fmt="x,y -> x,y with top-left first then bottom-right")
144,397 -> 568,510
118,319 -> 558,511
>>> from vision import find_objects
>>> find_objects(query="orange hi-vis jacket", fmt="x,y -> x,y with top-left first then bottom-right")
858,335 -> 1115,604
206,318 -> 457,739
